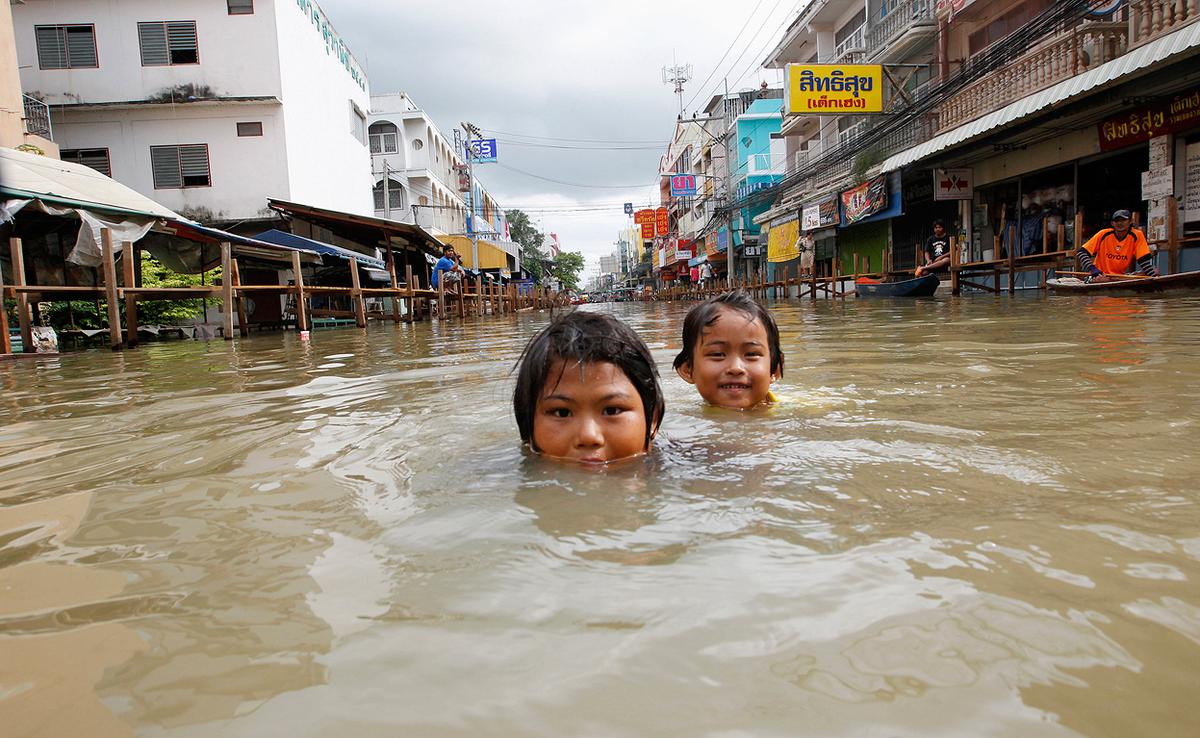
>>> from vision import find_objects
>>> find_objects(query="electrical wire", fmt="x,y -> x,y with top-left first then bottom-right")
680,0 -> 774,113
480,128 -> 668,145
496,162 -> 659,190
493,138 -> 667,151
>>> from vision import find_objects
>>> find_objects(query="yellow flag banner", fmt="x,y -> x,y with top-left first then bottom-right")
767,218 -> 801,263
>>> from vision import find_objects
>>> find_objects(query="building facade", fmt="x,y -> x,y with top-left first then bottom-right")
12,0 -> 373,224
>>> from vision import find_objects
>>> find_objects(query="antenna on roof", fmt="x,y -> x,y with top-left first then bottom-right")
662,63 -> 692,117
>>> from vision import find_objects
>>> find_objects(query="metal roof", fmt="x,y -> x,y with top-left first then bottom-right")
253,229 -> 386,270
880,21 -> 1200,173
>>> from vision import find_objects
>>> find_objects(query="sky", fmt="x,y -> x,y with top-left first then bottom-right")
319,0 -> 802,278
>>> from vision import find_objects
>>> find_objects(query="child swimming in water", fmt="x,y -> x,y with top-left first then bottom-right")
673,291 -> 784,410
514,311 -> 664,464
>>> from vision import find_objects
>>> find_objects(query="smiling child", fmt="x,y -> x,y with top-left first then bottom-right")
673,291 -> 784,410
514,311 -> 664,464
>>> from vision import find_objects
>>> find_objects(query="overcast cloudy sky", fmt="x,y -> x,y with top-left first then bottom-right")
320,0 -> 801,277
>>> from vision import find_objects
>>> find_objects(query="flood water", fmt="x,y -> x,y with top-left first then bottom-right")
2,294 -> 1199,737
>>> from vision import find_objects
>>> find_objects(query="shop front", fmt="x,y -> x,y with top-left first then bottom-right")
838,172 -> 898,274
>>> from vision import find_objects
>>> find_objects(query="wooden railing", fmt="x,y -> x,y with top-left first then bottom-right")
1129,0 -> 1200,48
938,22 -> 1128,131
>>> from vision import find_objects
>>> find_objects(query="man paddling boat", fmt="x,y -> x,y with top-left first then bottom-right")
1077,210 -> 1158,283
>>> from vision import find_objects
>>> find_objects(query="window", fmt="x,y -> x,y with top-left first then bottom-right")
138,21 -> 199,66
227,0 -> 254,14
373,179 -> 405,212
35,25 -> 98,69
150,144 -> 210,188
968,0 -> 1054,56
349,102 -> 367,144
368,121 -> 399,154
236,121 -> 263,137
835,9 -> 866,46
60,148 -> 111,177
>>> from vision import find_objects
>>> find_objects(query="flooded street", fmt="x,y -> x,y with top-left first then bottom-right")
2,296 -> 1199,737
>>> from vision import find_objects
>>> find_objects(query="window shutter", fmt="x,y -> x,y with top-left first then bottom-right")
35,27 -> 68,69
179,144 -> 210,186
139,22 -> 168,66
167,21 -> 198,64
62,149 -> 112,177
373,185 -> 384,211
151,146 -> 182,188
227,0 -> 254,14
65,26 -> 97,67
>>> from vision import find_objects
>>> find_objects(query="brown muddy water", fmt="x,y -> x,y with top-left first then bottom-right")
1,295 -> 1199,737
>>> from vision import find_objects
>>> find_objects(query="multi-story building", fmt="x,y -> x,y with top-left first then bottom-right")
367,92 -> 521,277
757,0 -> 1200,282
12,0 -> 373,226
1,1 -> 57,155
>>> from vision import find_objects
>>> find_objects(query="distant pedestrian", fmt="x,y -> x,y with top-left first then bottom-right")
699,261 -> 714,289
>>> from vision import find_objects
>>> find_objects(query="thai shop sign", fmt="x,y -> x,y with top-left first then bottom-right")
706,231 -> 720,257
786,64 -> 883,115
676,239 -> 693,262
635,209 -> 656,239
802,194 -> 841,231
767,213 -> 801,263
840,175 -> 888,225
1097,88 -> 1200,152
655,207 -> 670,236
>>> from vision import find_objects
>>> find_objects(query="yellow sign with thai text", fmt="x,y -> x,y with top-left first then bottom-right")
787,64 -> 883,115
767,218 -> 801,263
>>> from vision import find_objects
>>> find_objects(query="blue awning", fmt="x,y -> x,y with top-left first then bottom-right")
688,253 -> 708,267
253,229 -> 386,270
839,172 -> 903,228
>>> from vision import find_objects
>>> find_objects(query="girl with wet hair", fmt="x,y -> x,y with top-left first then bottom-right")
514,311 -> 664,464
673,291 -> 784,410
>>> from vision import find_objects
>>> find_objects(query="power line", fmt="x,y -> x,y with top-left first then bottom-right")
496,162 -> 658,190
481,128 -> 668,145
494,138 -> 666,151
681,0 -> 775,113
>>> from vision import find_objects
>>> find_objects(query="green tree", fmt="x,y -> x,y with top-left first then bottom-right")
551,251 -> 585,292
505,208 -> 548,284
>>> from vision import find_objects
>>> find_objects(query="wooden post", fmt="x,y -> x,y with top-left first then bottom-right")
404,263 -> 415,323
388,248 -> 401,323
476,276 -> 483,316
1166,195 -> 1179,275
456,277 -> 466,318
230,258 -> 249,337
220,241 -> 234,340
950,236 -> 960,295
437,274 -> 446,319
1006,225 -> 1016,295
9,237 -> 33,352
0,251 -> 10,354
1073,211 -> 1084,272
122,241 -> 139,346
291,250 -> 308,332
101,230 -> 124,349
349,257 -> 366,328
1042,216 -> 1049,254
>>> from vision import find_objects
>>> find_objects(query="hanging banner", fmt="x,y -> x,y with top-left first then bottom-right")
767,215 -> 801,263
1097,87 -> 1200,152
786,64 -> 884,115
840,175 -> 888,225
802,194 -> 841,231
634,209 -> 655,225
706,231 -> 720,257
655,207 -> 669,236
641,222 -> 655,239
802,204 -> 820,231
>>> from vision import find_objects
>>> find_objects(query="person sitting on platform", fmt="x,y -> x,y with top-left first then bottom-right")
914,220 -> 951,277
1077,209 -> 1158,283
431,245 -> 464,294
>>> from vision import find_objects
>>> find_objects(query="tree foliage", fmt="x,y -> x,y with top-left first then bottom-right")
505,208 -> 549,284
551,251 -> 585,292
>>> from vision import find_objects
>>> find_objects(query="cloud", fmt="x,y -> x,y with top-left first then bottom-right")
321,0 -> 795,273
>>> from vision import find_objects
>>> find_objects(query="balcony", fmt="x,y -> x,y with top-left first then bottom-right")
1129,0 -> 1200,48
866,0 -> 937,63
746,152 -> 784,176
832,25 -> 867,64
23,95 -> 52,140
938,22 -> 1128,132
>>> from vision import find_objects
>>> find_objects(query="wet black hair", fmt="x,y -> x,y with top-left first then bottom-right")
932,219 -> 947,229
514,311 -> 664,451
672,290 -> 784,377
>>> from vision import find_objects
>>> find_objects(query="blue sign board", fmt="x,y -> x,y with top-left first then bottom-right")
670,174 -> 697,197
468,138 -> 498,163
623,202 -> 633,215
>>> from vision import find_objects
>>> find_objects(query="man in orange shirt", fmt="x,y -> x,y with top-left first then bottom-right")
1077,209 -> 1158,282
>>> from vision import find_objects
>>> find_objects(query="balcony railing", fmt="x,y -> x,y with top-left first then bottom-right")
866,0 -> 935,51
832,25 -> 866,63
1129,0 -> 1200,48
938,22 -> 1128,131
23,95 -> 52,139
747,152 -> 785,175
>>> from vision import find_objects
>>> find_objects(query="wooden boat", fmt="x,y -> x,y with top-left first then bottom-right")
855,274 -> 941,298
1047,270 -> 1200,295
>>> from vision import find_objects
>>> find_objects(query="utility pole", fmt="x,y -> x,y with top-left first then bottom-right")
724,78 -> 735,282
382,159 -> 391,220
461,121 -> 480,271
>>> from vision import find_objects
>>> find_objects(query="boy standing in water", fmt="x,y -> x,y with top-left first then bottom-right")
673,291 -> 784,410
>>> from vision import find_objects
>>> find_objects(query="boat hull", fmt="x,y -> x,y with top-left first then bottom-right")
855,274 -> 941,298
1047,270 -> 1200,295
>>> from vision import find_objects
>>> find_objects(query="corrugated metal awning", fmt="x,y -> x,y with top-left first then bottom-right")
880,21 -> 1200,173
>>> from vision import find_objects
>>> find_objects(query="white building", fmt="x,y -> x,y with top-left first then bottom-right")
368,92 -> 522,276
12,0 -> 373,225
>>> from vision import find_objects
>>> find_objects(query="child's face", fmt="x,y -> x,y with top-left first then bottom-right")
532,360 -> 649,464
677,306 -> 776,409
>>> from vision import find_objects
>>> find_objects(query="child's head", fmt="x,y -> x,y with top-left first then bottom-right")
672,291 -> 784,410
514,311 -> 664,463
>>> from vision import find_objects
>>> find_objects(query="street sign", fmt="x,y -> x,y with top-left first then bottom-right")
468,138 -> 497,163
933,168 -> 973,200
670,174 -> 697,197
623,203 -> 633,215
655,207 -> 669,236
